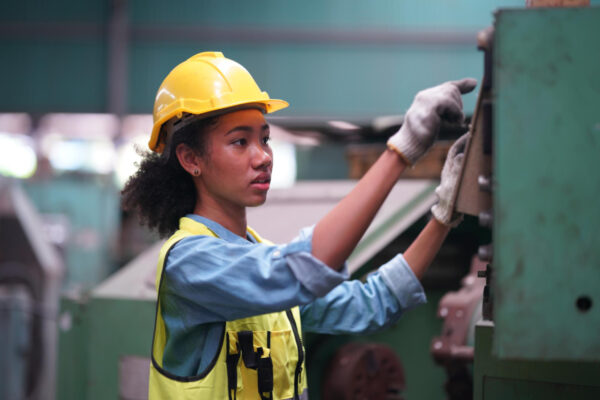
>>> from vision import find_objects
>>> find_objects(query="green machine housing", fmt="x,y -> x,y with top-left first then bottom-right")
474,7 -> 600,399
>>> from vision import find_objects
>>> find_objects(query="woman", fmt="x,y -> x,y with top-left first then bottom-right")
122,52 -> 476,400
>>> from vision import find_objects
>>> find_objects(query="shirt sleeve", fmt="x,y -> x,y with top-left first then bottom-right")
162,226 -> 348,325
299,254 -> 426,335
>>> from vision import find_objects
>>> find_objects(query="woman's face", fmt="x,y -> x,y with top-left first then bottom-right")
197,108 -> 273,211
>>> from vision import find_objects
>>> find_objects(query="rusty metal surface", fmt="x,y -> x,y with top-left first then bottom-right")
432,256 -> 486,363
431,256 -> 486,400
322,342 -> 405,400
451,27 -> 494,218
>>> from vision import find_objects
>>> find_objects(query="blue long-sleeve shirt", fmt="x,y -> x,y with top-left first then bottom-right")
160,214 -> 426,377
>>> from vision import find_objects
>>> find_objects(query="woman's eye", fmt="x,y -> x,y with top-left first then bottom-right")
233,138 -> 247,146
262,136 -> 271,145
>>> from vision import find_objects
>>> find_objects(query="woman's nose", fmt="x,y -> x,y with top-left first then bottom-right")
251,144 -> 272,168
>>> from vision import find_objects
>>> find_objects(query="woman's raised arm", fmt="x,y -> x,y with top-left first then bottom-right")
311,78 -> 477,271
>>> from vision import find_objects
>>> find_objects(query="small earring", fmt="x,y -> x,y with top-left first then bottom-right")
193,169 -> 199,176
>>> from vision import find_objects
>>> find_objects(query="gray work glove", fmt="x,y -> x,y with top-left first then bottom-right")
387,78 -> 477,165
431,133 -> 470,227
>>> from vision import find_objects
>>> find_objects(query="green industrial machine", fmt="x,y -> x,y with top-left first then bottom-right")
493,7 -> 600,360
471,6 -> 600,399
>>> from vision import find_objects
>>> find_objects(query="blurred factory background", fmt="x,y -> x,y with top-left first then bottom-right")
1,1 -> 599,399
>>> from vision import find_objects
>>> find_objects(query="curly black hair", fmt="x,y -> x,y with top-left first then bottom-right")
121,116 -> 219,238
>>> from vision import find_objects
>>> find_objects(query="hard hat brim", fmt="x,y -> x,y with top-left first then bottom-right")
148,98 -> 289,153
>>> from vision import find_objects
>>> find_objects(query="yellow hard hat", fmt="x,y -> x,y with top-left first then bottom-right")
149,51 -> 289,153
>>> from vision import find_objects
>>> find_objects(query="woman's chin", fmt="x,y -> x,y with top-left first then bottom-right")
246,194 -> 268,207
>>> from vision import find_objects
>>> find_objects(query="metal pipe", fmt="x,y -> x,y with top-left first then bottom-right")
107,0 -> 129,117
0,21 -> 477,47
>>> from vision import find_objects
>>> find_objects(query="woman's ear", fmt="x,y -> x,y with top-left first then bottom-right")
175,143 -> 202,177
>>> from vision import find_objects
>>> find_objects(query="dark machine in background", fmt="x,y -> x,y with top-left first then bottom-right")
322,342 -> 406,399
0,179 -> 64,400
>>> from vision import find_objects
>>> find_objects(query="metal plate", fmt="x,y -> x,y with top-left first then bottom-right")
493,8 -> 600,360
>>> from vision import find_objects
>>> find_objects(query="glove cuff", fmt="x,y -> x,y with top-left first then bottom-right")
386,126 -> 425,165
431,204 -> 463,228
386,142 -> 412,166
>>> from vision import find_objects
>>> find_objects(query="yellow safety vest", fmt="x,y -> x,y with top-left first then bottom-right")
149,217 -> 308,400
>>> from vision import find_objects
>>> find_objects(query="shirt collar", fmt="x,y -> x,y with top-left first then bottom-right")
185,214 -> 257,244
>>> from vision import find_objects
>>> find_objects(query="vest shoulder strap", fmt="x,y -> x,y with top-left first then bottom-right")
154,217 -> 216,289
155,216 -> 267,292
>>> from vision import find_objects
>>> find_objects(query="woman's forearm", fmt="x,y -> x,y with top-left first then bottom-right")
312,149 -> 407,270
403,218 -> 450,279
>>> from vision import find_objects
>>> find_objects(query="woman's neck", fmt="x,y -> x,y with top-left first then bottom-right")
193,199 -> 247,238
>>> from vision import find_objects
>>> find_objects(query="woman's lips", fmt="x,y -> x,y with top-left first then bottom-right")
251,175 -> 271,190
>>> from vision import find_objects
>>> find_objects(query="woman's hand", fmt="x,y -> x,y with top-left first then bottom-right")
387,78 -> 477,165
431,133 -> 469,227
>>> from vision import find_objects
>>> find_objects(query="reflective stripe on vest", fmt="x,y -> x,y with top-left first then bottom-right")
149,217 -> 308,400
